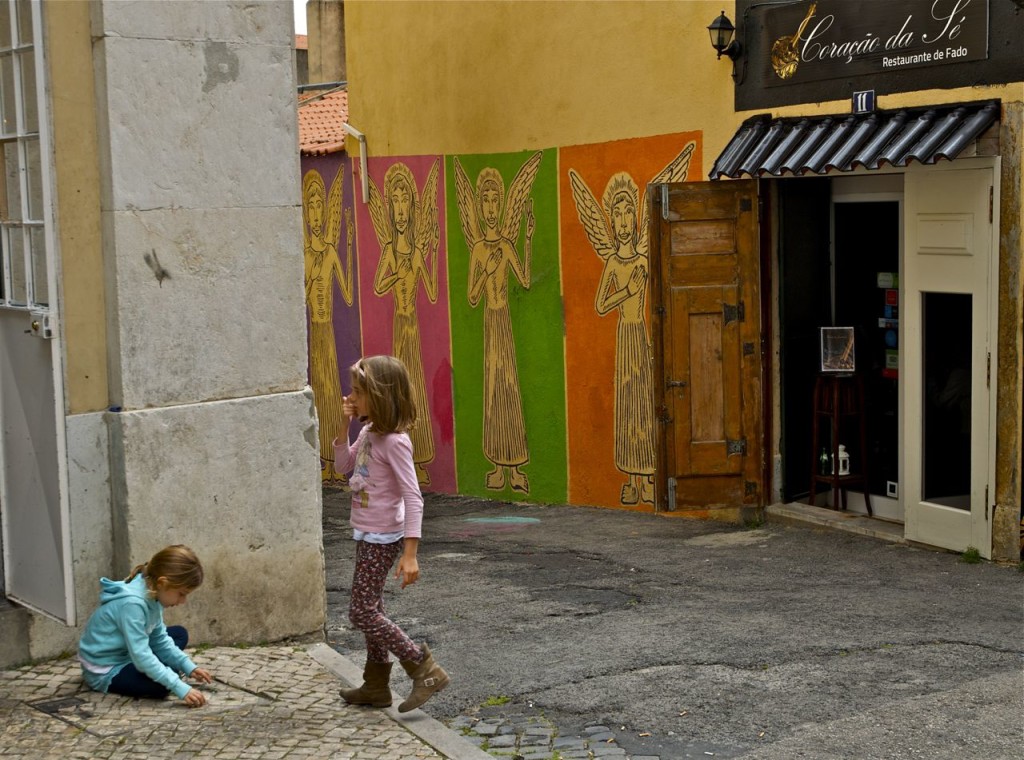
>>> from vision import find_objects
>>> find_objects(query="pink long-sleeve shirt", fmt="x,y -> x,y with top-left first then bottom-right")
334,425 -> 423,538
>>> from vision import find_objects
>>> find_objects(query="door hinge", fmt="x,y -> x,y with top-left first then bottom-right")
723,301 -> 745,325
727,438 -> 747,456
986,352 -> 991,388
984,486 -> 989,521
989,186 -> 993,223
661,184 -> 670,220
667,476 -> 677,511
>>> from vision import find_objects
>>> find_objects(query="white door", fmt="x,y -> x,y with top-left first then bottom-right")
0,0 -> 74,622
903,160 -> 997,557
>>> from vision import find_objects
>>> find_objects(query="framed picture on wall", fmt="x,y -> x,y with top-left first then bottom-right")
821,327 -> 856,372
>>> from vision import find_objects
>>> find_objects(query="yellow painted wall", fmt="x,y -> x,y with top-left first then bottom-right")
44,2 -> 107,415
345,0 -> 735,170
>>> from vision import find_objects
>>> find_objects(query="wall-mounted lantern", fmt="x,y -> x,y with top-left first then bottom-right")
707,10 -> 742,61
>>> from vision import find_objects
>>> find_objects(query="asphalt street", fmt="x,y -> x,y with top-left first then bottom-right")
323,490 -> 1024,760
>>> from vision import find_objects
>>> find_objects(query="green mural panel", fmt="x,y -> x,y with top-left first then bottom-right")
446,149 -> 567,503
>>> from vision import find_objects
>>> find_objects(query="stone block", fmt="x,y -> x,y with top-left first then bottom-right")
92,0 -> 294,49
102,205 -> 307,409
108,390 -> 324,644
93,36 -> 299,211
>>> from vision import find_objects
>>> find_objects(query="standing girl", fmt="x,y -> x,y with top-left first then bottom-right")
77,545 -> 213,707
334,355 -> 449,712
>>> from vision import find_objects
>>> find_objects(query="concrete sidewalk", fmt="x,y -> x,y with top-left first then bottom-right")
0,642 -> 488,759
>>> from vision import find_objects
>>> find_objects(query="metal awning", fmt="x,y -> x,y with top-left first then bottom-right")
710,100 -> 1000,180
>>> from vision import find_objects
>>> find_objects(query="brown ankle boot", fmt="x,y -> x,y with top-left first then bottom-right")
339,661 -> 393,707
398,644 -> 450,713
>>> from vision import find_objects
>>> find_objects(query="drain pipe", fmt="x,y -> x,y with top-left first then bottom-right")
342,123 -> 368,203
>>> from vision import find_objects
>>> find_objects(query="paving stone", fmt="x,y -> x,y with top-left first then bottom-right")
487,734 -> 517,748
553,736 -> 588,749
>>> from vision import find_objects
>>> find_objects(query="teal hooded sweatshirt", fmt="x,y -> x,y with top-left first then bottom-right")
77,574 -> 196,699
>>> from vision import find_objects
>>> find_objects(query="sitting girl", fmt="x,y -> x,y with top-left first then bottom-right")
77,544 -> 213,707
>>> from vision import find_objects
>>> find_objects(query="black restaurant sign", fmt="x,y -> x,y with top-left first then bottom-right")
762,0 -> 989,87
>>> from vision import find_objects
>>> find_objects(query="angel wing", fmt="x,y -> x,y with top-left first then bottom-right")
638,141 -> 696,255
323,163 -> 345,248
567,169 -> 615,260
366,173 -> 392,251
415,159 -> 440,254
499,150 -> 543,243
453,157 -> 482,250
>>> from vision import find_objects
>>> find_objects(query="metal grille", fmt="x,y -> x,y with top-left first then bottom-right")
0,0 -> 48,311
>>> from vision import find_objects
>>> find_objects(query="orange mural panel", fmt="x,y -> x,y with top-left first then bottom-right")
560,132 -> 702,510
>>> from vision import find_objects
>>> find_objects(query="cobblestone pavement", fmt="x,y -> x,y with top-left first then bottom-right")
448,708 -> 662,760
0,644 -> 455,759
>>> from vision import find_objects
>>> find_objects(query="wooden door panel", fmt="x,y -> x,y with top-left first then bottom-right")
670,284 -> 742,478
653,180 -> 762,509
670,219 -> 738,256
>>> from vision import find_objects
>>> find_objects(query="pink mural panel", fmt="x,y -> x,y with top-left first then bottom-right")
353,155 -> 456,493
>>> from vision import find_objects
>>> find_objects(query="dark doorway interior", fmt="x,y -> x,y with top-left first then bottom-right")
778,179 -> 831,501
779,186 -> 899,503
834,202 -> 900,497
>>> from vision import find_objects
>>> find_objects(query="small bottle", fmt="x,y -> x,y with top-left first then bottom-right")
819,447 -> 831,476
838,444 -> 850,475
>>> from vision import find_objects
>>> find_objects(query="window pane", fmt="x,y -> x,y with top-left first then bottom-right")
0,53 -> 15,136
25,135 -> 40,220
15,0 -> 30,47
7,223 -> 25,304
0,3 -> 11,51
28,222 -> 43,305
922,292 -> 972,508
18,49 -> 35,133
3,140 -> 21,220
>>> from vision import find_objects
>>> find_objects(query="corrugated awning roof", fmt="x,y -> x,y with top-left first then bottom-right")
298,88 -> 349,156
710,100 -> 999,180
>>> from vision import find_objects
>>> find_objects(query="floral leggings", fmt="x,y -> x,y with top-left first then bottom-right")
349,539 -> 423,664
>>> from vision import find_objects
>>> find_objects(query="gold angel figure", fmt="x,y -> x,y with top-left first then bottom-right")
454,152 -> 542,494
366,161 -> 440,484
567,141 -> 695,505
303,164 -> 354,482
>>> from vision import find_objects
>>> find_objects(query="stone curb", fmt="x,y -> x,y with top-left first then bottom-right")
309,642 -> 493,760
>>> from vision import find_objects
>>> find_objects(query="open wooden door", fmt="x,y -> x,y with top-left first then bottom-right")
651,181 -> 763,510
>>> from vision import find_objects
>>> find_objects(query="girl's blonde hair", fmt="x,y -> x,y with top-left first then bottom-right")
125,545 -> 204,593
351,355 -> 417,435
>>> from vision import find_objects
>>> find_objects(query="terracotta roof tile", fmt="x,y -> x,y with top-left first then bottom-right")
298,88 -> 348,155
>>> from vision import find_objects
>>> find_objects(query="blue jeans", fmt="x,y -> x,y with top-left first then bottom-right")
108,625 -> 188,699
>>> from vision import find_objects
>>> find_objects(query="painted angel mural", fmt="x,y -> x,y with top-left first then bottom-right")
567,141 -> 695,505
366,161 -> 440,484
454,152 -> 542,494
303,164 -> 354,482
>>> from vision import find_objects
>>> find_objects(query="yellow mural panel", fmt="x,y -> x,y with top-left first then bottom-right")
303,165 -> 353,482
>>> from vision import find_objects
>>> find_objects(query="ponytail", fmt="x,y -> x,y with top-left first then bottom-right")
124,563 -> 148,583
